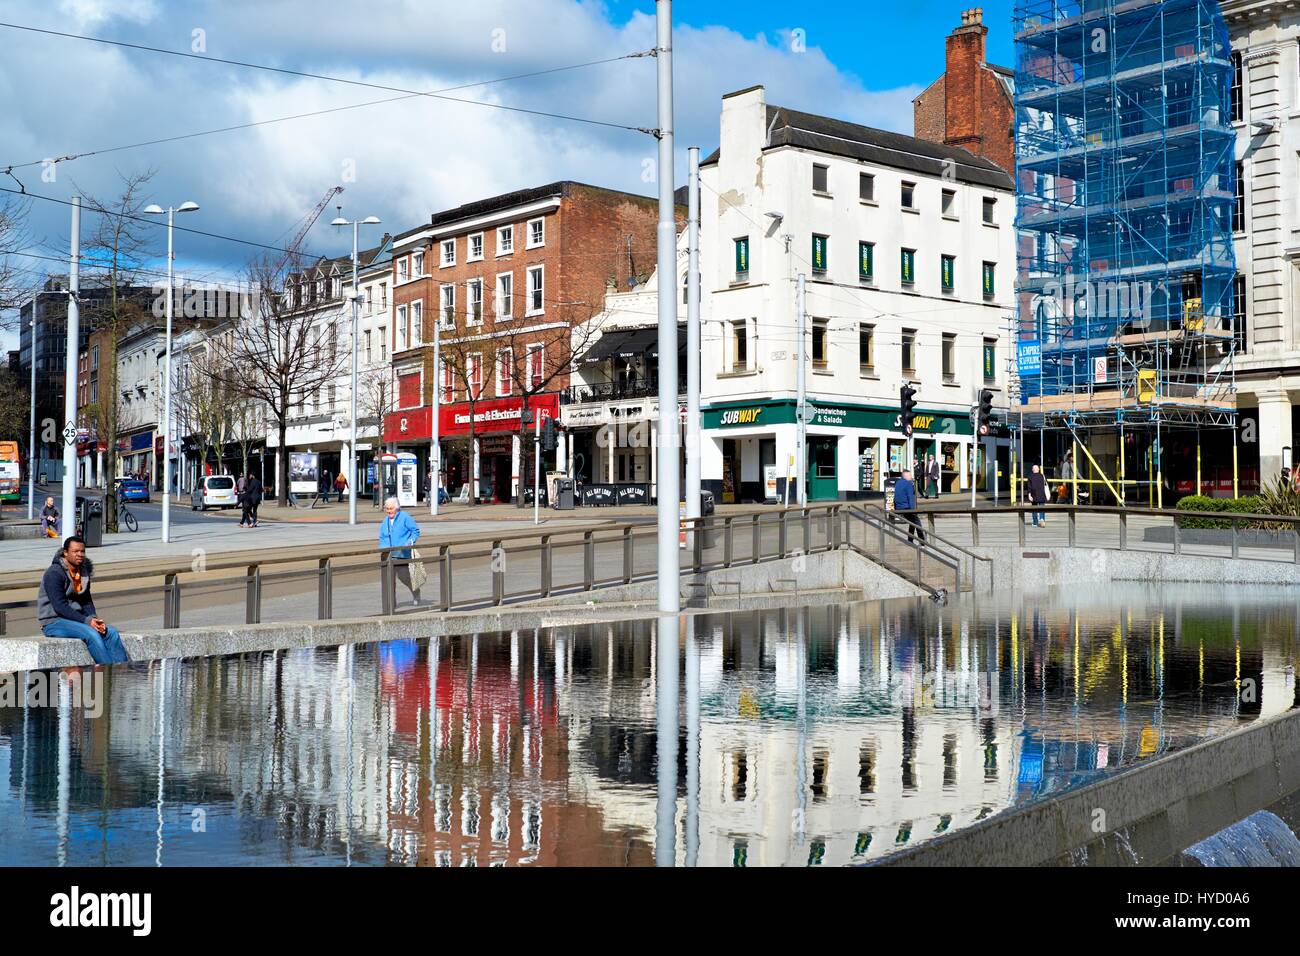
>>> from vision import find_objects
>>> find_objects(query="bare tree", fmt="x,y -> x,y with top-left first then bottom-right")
181,345 -> 238,479
214,254 -> 347,506
77,169 -> 157,529
0,194 -> 33,323
435,331 -> 490,506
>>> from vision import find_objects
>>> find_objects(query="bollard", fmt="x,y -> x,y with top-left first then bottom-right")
752,514 -> 761,564
439,545 -> 452,611
1068,511 -> 1076,548
1119,512 -> 1127,550
1018,511 -> 1025,547
583,531 -> 595,590
779,511 -> 788,558
724,516 -> 735,566
541,535 -> 553,597
318,557 -> 332,620
163,573 -> 181,629
623,526 -> 633,584
245,564 -> 262,625
492,539 -> 505,606
380,555 -> 396,616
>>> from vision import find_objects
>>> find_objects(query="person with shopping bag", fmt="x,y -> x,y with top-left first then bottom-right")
380,496 -> 425,606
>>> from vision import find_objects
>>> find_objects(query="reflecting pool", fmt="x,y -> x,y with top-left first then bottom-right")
1,584 -> 1297,866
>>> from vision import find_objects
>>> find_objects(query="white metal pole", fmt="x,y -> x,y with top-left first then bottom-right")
161,207 -> 174,544
26,307 -> 36,520
61,198 -> 80,532
654,0 -> 679,614
533,409 -> 541,525
431,269 -> 440,517
685,146 -> 701,547
796,272 -> 808,507
971,441 -> 977,509
348,220 -> 359,526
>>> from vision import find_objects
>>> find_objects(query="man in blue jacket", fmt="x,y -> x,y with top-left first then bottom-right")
36,536 -> 130,664
893,468 -> 926,543
379,496 -> 422,605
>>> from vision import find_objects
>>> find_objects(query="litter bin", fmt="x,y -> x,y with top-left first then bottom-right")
699,514 -> 718,550
553,478 -> 576,510
77,495 -> 103,548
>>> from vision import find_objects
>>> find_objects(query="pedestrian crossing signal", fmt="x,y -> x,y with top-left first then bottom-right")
977,389 -> 994,436
900,384 -> 917,437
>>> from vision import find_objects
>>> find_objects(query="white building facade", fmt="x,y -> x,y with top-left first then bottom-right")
699,86 -> 1016,503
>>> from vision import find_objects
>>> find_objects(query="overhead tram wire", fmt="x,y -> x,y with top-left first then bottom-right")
0,22 -> 657,161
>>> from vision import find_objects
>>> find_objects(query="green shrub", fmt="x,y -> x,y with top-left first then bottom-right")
1175,495 -> 1264,529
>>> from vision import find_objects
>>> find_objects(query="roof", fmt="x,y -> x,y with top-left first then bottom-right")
393,181 -> 660,243
702,102 -> 1014,191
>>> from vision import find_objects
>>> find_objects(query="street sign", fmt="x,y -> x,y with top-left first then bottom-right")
1017,339 -> 1042,377
62,423 -> 77,446
1093,356 -> 1107,384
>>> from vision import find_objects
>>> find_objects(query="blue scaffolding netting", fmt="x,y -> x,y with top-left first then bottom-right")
1012,0 -> 1238,428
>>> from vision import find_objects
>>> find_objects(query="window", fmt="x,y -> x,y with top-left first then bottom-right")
497,348 -> 513,396
468,353 -> 483,399
901,181 -> 916,209
411,301 -> 423,346
941,254 -> 956,292
496,273 -> 513,318
380,282 -> 388,308
379,327 -> 387,361
497,225 -> 513,255
396,305 -> 408,351
440,284 -> 455,328
982,197 -> 997,225
859,324 -> 874,374
526,265 -> 544,314
901,248 -> 916,285
901,329 -> 916,374
982,261 -> 996,298
859,242 -> 874,282
397,258 -> 409,282
813,163 -> 829,193
398,372 -> 421,409
734,237 -> 750,281
730,319 -> 748,372
942,189 -> 956,216
983,339 -> 997,381
812,319 -> 828,370
327,383 -> 337,411
467,279 -> 483,324
1234,161 -> 1245,232
1233,272 -> 1247,353
364,330 -> 372,364
439,359 -> 454,402
942,333 -> 956,382
1231,50 -> 1243,123
527,217 -> 545,248
468,233 -> 484,261
315,278 -> 324,300
441,239 -> 455,267
859,172 -> 875,202
811,235 -> 828,275
413,250 -> 425,277
331,275 -> 341,298
91,345 -> 99,370
527,344 -> 544,389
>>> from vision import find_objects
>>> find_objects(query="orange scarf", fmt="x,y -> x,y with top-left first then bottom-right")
68,566 -> 84,594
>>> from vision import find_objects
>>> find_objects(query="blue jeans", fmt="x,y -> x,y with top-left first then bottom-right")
42,618 -> 129,665
1032,510 -> 1046,525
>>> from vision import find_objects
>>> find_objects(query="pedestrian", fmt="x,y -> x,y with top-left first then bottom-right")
241,472 -> 263,527
320,470 -> 332,503
1057,451 -> 1074,504
36,535 -> 129,665
41,496 -> 61,538
927,454 -> 940,500
893,468 -> 925,543
237,474 -> 247,499
334,472 -> 347,501
1027,463 -> 1049,526
380,496 -> 423,606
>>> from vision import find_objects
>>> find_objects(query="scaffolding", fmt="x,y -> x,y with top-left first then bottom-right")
1012,0 -> 1239,502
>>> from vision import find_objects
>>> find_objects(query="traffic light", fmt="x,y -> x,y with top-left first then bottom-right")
899,384 -> 917,437
540,417 -> 557,452
977,389 -> 994,436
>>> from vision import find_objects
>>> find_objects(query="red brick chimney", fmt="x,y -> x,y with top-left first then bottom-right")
944,8 -> 989,154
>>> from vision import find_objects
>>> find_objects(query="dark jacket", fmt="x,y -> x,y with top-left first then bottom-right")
242,477 -> 263,505
893,478 -> 917,511
1027,471 -> 1049,504
36,551 -> 97,627
928,459 -> 940,481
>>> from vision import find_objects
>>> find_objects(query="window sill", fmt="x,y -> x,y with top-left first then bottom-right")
496,250 -> 514,258
466,256 -> 485,265
982,221 -> 1000,229
525,243 -> 545,251
716,369 -> 757,379
812,368 -> 833,376
860,370 -> 878,380
942,287 -> 955,295
813,190 -> 833,199
859,199 -> 878,208
942,380 -> 960,388
439,262 -> 456,270
525,310 -> 545,319
859,277 -> 875,286
730,278 -> 750,288
902,206 -> 920,214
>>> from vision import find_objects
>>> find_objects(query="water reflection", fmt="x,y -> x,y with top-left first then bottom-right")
0,584 -> 1296,867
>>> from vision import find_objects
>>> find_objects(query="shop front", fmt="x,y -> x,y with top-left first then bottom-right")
384,393 -> 560,503
116,429 -> 155,485
702,398 -> 989,503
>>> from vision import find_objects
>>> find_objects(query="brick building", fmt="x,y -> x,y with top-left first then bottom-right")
913,7 -> 1015,174
384,181 -> 661,503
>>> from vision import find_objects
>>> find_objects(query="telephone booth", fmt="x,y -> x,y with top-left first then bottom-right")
395,452 -> 418,507
379,453 -> 398,505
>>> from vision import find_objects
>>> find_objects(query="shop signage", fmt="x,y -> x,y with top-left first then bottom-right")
717,407 -> 764,426
1017,339 -> 1041,376
859,452 -> 875,492
563,405 -> 608,428
704,400 -> 975,436
383,394 -> 561,443
617,483 -> 650,505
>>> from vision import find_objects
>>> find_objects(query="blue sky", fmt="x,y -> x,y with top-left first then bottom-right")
0,0 -> 1021,350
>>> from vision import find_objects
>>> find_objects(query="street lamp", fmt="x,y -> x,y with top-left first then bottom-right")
330,212 -> 382,526
143,200 -> 199,545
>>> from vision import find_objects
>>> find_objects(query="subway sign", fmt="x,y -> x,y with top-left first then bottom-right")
718,407 -> 763,425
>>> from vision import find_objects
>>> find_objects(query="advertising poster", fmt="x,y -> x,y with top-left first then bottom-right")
290,452 -> 320,494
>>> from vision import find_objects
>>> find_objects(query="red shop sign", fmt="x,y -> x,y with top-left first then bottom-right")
438,394 -> 559,439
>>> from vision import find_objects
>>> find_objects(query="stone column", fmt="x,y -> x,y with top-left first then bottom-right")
1256,388 -> 1292,483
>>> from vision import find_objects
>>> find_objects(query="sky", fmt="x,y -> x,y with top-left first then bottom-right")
0,0 -> 1018,351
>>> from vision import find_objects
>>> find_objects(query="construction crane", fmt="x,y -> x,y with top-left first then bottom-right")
274,185 -> 343,276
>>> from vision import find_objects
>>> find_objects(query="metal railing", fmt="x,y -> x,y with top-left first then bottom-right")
4,503 -> 955,638
843,507 -> 965,596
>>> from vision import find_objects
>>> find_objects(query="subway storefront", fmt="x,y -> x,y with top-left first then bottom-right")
701,398 -> 997,503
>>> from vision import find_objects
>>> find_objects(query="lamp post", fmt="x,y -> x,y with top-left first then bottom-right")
330,212 -> 382,526
143,200 -> 199,545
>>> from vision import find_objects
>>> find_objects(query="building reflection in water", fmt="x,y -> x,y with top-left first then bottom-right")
0,584 -> 1296,866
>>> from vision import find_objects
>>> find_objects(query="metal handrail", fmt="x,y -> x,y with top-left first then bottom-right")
842,507 -> 961,597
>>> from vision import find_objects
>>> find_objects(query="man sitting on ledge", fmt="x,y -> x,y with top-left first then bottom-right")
36,535 -> 130,665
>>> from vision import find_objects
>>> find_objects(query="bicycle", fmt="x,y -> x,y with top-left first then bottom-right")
118,499 -> 139,533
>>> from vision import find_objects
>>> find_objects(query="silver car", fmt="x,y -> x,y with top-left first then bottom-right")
191,474 -> 239,511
